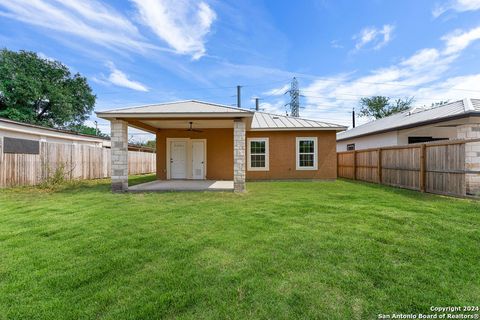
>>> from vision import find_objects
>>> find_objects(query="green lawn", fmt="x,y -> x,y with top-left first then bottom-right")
0,176 -> 479,320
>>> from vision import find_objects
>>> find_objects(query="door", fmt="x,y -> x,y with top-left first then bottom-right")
192,140 -> 205,180
170,141 -> 187,179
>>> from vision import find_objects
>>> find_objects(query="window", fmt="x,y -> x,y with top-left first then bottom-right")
408,136 -> 448,144
347,143 -> 355,151
296,137 -> 317,170
247,138 -> 269,171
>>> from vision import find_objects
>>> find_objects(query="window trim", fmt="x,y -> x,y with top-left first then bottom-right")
296,137 -> 318,170
247,137 -> 269,171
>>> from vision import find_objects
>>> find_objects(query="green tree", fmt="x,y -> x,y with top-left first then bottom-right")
0,49 -> 96,128
359,96 -> 414,119
144,140 -> 156,150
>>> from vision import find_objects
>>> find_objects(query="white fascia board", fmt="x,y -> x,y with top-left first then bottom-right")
249,127 -> 347,132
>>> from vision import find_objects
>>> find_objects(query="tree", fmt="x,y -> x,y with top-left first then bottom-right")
358,96 -> 414,119
0,49 -> 96,128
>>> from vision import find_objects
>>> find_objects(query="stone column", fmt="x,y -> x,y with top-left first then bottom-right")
457,124 -> 480,196
233,119 -> 246,193
111,119 -> 128,192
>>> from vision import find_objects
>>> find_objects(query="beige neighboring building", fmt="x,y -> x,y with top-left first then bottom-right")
337,98 -> 480,151
337,98 -> 480,196
0,117 -> 108,150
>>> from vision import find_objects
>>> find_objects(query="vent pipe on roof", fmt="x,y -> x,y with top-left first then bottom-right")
237,85 -> 242,108
352,108 -> 356,128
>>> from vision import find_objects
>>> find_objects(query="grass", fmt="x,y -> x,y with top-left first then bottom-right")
0,175 -> 479,320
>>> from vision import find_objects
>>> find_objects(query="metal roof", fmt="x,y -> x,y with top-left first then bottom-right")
97,100 -> 253,117
337,98 -> 480,141
251,112 -> 346,131
97,100 -> 346,131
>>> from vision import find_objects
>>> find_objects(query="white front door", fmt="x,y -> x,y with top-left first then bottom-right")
170,141 -> 187,179
192,140 -> 205,179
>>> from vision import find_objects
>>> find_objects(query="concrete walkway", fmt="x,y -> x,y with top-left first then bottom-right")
128,180 -> 234,192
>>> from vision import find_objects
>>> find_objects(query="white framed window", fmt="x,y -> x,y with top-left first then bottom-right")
247,138 -> 269,171
296,137 -> 318,170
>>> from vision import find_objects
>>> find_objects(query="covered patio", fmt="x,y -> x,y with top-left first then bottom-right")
97,100 -> 253,193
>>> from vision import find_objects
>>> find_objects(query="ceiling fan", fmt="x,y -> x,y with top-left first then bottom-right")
185,121 -> 203,133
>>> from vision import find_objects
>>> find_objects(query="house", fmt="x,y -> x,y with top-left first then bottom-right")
0,117 -> 108,153
337,98 -> 480,151
96,100 -> 347,192
0,117 -> 155,153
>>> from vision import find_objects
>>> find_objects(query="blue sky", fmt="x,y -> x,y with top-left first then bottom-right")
1,0 -> 480,141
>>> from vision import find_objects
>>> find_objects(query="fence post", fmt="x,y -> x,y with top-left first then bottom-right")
377,148 -> 382,184
353,150 -> 357,180
419,144 -> 426,192
337,153 -> 339,178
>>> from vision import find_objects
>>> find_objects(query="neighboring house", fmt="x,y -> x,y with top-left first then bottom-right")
0,117 -> 108,151
97,100 -> 347,192
337,98 -> 480,151
0,117 -> 155,152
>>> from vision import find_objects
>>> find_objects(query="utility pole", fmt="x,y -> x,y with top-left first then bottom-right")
94,121 -> 99,135
352,108 -> 356,128
285,77 -> 300,117
237,85 -> 242,108
255,98 -> 260,111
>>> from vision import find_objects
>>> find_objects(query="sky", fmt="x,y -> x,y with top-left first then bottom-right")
1,0 -> 480,142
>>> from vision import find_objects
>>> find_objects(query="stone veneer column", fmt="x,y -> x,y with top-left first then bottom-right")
111,119 -> 128,192
233,119 -> 246,193
457,123 -> 480,196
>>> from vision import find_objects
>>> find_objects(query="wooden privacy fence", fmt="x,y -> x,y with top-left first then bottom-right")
337,139 -> 480,197
0,141 -> 156,188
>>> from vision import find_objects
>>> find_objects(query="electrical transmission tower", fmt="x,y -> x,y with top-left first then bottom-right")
285,77 -> 300,117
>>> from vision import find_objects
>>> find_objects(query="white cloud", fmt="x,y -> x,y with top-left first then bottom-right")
0,0 -> 164,53
353,24 -> 394,51
433,0 -> 480,17
262,24 -> 480,127
106,63 -> 149,92
442,26 -> 480,54
131,0 -> 216,59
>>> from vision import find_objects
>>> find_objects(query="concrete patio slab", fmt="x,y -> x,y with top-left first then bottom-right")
128,180 -> 234,192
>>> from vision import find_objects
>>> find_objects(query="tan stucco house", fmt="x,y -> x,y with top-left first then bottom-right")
97,100 -> 347,192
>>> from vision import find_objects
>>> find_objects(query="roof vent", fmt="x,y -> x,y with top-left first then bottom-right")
407,106 -> 427,115
463,98 -> 474,111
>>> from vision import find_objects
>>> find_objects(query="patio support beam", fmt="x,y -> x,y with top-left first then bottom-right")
233,119 -> 246,192
111,119 -> 129,192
